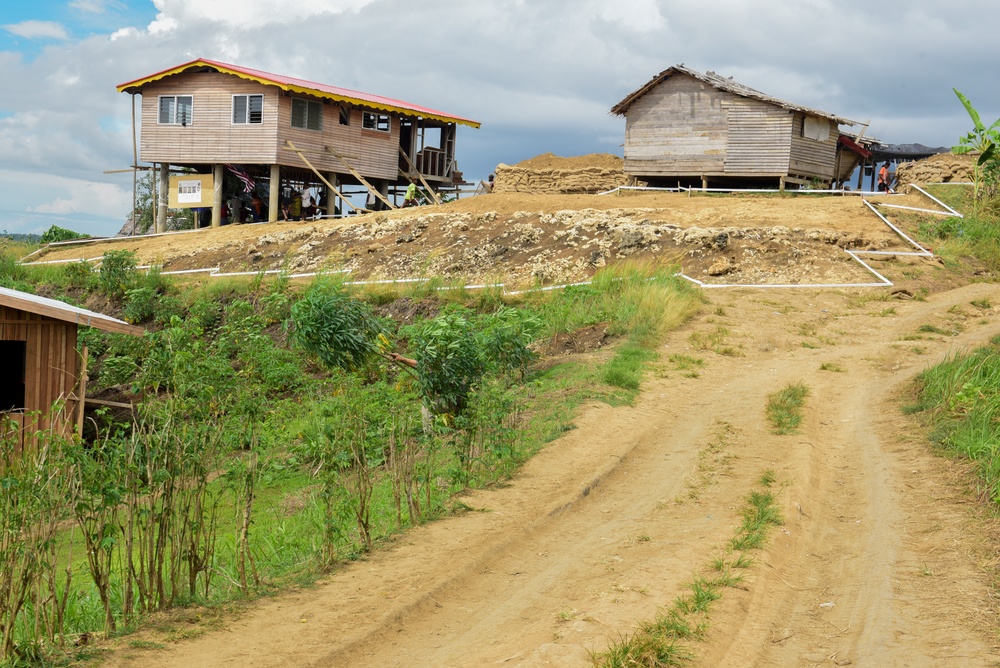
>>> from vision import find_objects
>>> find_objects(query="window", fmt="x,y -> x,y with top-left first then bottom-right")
802,116 -> 830,142
233,94 -> 264,124
0,340 -> 26,411
291,98 -> 322,131
339,107 -> 350,126
362,112 -> 390,132
158,95 -> 193,125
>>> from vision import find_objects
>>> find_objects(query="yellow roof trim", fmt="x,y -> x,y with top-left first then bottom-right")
117,59 -> 481,129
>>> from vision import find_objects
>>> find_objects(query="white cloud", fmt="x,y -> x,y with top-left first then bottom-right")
598,0 -> 666,33
69,0 -> 123,14
149,0 -> 377,29
3,20 -> 69,40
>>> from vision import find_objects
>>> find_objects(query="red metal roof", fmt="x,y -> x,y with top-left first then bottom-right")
117,58 -> 481,129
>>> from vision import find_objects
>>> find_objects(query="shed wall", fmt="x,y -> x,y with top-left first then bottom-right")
789,113 -> 838,180
0,305 -> 80,442
623,75 -> 727,176
723,100 -> 792,174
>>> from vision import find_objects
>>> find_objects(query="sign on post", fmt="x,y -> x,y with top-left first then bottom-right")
168,174 -> 214,208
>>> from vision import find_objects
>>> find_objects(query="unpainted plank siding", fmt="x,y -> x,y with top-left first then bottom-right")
622,74 -> 727,177
1,305 -> 79,439
139,73 -> 280,164
723,101 -> 792,174
789,113 -> 837,180
276,106 -> 400,181
138,72 -> 400,181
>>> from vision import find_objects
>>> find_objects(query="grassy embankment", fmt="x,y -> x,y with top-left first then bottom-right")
0,239 -> 701,666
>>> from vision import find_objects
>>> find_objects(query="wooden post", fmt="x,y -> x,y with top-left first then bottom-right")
212,164 -> 223,227
76,344 -> 88,439
326,172 -> 339,216
286,141 -> 361,213
269,164 -> 280,222
398,146 -> 442,205
323,146 -> 396,210
157,163 -> 169,233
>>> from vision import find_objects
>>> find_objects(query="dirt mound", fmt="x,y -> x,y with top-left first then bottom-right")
32,191 -> 925,289
493,153 -> 628,195
512,153 -> 624,171
896,152 -> 973,187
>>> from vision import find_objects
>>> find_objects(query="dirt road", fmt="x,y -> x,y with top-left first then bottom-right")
102,278 -> 1000,667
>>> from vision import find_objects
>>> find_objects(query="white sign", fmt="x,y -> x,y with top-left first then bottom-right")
177,179 -> 203,204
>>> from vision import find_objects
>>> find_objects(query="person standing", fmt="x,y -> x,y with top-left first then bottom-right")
402,182 -> 418,207
878,162 -> 891,193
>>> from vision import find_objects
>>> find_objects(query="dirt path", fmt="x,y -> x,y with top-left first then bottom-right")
103,281 -> 1000,667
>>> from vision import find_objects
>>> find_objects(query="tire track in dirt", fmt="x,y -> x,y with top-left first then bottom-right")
102,282 -> 1000,667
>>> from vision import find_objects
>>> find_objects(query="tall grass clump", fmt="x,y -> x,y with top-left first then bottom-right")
910,341 -> 1000,503
527,262 -> 701,394
916,185 -> 1000,271
766,383 -> 809,434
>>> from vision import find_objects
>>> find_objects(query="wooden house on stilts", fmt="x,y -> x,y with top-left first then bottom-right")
611,65 -> 865,190
1,287 -> 143,455
116,58 -> 480,231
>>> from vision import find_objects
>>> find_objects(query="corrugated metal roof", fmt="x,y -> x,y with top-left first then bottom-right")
611,64 -> 859,126
0,287 -> 144,336
117,58 -> 481,129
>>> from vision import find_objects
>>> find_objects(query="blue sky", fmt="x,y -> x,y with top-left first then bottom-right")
1,0 -> 998,238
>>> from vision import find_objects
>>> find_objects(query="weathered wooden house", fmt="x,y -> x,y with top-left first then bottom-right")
611,65 -> 861,189
1,287 -> 142,453
117,58 -> 480,229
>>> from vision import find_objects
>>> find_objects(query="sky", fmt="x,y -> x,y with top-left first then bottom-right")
0,0 -> 997,237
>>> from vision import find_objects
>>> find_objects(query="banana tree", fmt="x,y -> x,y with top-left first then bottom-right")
953,89 -> 1000,208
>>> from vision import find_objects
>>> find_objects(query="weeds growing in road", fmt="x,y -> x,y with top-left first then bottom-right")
766,383 -> 809,434
594,473 -> 782,667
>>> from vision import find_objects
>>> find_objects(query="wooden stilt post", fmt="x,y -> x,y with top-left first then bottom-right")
285,142 -> 361,213
269,164 -> 280,222
157,163 -> 169,233
212,164 -> 223,227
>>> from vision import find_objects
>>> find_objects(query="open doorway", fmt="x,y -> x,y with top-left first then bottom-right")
0,340 -> 27,412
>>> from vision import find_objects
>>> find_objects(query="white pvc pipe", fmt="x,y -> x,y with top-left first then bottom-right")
862,199 -> 932,255
877,204 -> 956,216
910,184 -> 963,218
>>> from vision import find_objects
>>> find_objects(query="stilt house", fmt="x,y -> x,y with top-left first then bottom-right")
1,287 -> 143,454
611,65 -> 862,190
116,58 -> 481,230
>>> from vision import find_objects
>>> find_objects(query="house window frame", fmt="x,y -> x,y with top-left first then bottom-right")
232,94 -> 264,125
291,97 -> 323,132
158,95 -> 193,126
362,112 -> 391,133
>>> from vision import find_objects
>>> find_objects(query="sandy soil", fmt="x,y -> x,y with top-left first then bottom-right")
30,190 -> 929,290
96,277 -> 1000,667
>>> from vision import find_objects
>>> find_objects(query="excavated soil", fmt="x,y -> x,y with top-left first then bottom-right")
32,190 -> 931,289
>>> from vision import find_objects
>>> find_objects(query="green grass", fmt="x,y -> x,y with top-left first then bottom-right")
594,477 -> 782,667
766,383 -> 809,434
909,340 -> 1000,503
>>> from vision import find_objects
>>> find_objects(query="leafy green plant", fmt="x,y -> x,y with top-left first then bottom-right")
953,89 -> 1000,208
40,224 -> 89,244
99,249 -> 139,299
289,278 -> 386,372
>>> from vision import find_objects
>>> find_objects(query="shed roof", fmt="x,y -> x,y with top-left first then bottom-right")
117,58 -> 481,129
0,287 -> 144,336
611,64 -> 859,126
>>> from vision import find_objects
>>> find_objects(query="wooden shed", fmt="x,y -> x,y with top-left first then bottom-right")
611,65 -> 861,190
0,287 -> 143,453
117,58 -> 481,231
